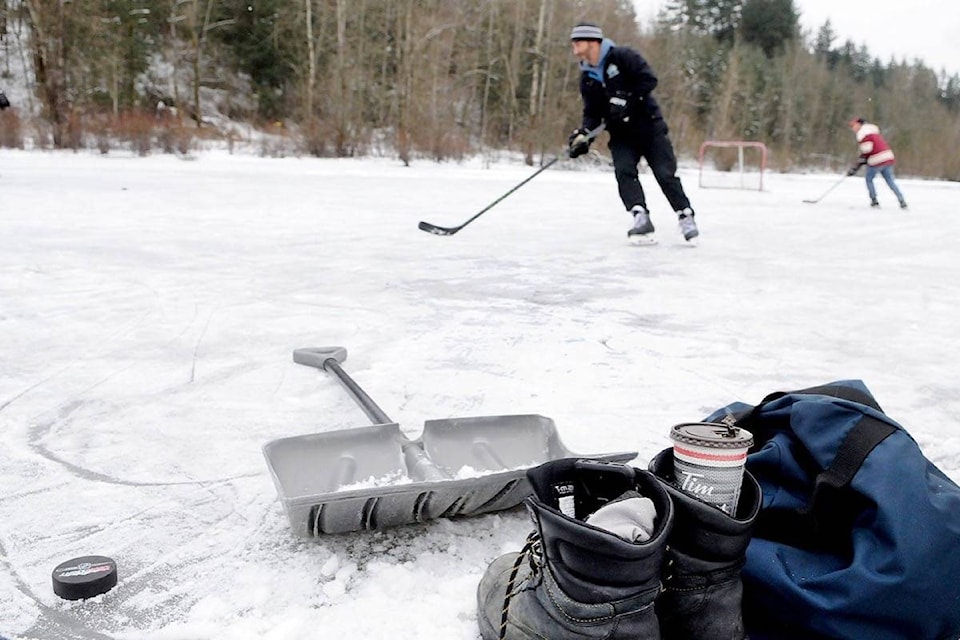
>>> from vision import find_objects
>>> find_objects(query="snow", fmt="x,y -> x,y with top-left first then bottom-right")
1,148 -> 959,639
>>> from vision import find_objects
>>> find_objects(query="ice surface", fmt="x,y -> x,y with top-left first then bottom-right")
1,149 -> 958,638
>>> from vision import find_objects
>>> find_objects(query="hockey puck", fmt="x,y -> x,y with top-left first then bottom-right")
52,555 -> 118,600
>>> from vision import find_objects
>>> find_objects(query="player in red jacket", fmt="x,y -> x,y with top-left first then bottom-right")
847,118 -> 907,209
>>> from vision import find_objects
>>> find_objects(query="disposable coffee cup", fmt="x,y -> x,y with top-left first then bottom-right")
670,422 -> 753,515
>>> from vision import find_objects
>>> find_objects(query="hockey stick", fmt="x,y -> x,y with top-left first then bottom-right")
418,124 -> 606,236
803,174 -> 848,204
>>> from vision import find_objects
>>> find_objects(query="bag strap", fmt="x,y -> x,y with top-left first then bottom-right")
754,382 -> 884,414
807,415 -> 896,516
753,415 -> 897,550
734,382 -> 884,447
744,384 -> 895,550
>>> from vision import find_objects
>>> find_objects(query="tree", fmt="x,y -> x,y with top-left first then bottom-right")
91,0 -> 165,114
740,0 -> 797,58
812,19 -> 837,67
662,0 -> 743,43
213,0 -> 293,121
8,0 -> 960,177
941,73 -> 960,113
24,0 -> 76,145
169,0 -> 236,127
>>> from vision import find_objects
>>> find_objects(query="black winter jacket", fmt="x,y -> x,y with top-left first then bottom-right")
579,46 -> 667,138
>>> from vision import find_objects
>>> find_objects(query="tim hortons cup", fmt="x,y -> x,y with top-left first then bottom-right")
670,422 -> 754,515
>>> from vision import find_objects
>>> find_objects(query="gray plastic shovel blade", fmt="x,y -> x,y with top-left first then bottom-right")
262,347 -> 637,536
422,414 -> 579,474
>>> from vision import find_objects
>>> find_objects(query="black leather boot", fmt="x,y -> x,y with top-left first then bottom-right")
477,458 -> 674,640
649,448 -> 761,640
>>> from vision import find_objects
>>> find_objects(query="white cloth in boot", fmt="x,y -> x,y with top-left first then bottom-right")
585,491 -> 657,542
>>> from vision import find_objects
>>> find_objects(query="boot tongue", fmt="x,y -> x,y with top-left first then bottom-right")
585,490 -> 657,543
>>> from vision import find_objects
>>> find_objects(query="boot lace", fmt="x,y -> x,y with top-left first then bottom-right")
498,531 -> 543,640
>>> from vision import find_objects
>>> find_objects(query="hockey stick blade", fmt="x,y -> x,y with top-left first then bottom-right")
418,220 -> 461,236
803,174 -> 848,204
417,123 -> 607,237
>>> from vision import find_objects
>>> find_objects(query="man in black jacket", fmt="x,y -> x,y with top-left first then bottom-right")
568,22 -> 698,244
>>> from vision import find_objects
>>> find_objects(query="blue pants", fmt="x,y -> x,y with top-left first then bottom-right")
865,165 -> 905,204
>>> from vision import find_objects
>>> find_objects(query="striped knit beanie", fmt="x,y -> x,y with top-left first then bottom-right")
570,22 -> 603,41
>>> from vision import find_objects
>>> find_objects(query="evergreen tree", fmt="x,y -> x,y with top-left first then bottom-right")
941,73 -> 960,112
740,0 -> 797,58
662,0 -> 742,43
213,0 -> 293,121
812,19 -> 837,67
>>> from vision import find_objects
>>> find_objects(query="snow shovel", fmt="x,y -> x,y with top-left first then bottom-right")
262,346 -> 637,536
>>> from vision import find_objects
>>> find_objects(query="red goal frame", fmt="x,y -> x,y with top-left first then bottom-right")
697,140 -> 768,191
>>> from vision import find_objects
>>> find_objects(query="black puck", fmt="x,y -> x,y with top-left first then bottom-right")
52,555 -> 118,600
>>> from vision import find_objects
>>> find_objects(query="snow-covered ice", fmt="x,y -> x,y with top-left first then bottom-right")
1,148 -> 958,639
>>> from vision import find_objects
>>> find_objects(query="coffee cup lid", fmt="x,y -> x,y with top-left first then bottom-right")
670,422 -> 754,449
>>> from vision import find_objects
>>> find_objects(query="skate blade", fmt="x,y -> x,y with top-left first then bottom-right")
682,236 -> 699,247
628,234 -> 658,246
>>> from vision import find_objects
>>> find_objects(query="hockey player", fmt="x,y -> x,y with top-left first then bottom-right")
847,117 -> 907,209
567,22 -> 698,244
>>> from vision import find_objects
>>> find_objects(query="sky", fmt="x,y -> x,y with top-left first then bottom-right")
631,0 -> 960,76
1,147 -> 959,639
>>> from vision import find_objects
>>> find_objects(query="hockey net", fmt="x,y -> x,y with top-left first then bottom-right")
698,141 -> 767,191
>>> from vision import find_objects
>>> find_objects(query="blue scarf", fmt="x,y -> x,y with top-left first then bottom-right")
579,38 -> 615,83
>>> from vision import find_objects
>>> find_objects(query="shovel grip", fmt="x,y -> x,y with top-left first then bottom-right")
293,347 -> 348,369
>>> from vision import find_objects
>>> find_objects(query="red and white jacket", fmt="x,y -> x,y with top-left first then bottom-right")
856,123 -> 895,167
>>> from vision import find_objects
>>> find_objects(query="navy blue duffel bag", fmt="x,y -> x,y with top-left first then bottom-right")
704,380 -> 960,640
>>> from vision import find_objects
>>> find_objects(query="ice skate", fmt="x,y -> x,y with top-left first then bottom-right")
627,206 -> 657,245
678,208 -> 699,244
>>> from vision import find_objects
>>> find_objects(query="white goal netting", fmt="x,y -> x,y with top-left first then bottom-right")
698,141 -> 768,191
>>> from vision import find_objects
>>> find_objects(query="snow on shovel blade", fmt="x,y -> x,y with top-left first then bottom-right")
262,347 -> 636,536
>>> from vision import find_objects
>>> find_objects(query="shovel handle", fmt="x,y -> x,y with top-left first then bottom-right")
319,358 -> 447,479
294,347 -> 449,481
295,347 -> 394,426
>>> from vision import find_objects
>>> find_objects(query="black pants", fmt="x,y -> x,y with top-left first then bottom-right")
609,129 -> 691,213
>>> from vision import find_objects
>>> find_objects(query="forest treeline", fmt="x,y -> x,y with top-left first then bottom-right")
1,0 -> 959,179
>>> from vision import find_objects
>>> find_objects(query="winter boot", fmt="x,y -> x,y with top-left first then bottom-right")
870,199 -> 880,208
899,199 -> 908,209
678,208 -> 699,241
477,458 -> 674,640
628,205 -> 656,243
648,448 -> 761,640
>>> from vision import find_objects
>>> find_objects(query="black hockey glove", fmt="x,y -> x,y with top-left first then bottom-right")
846,160 -> 867,176
607,91 -> 632,124
567,128 -> 591,158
